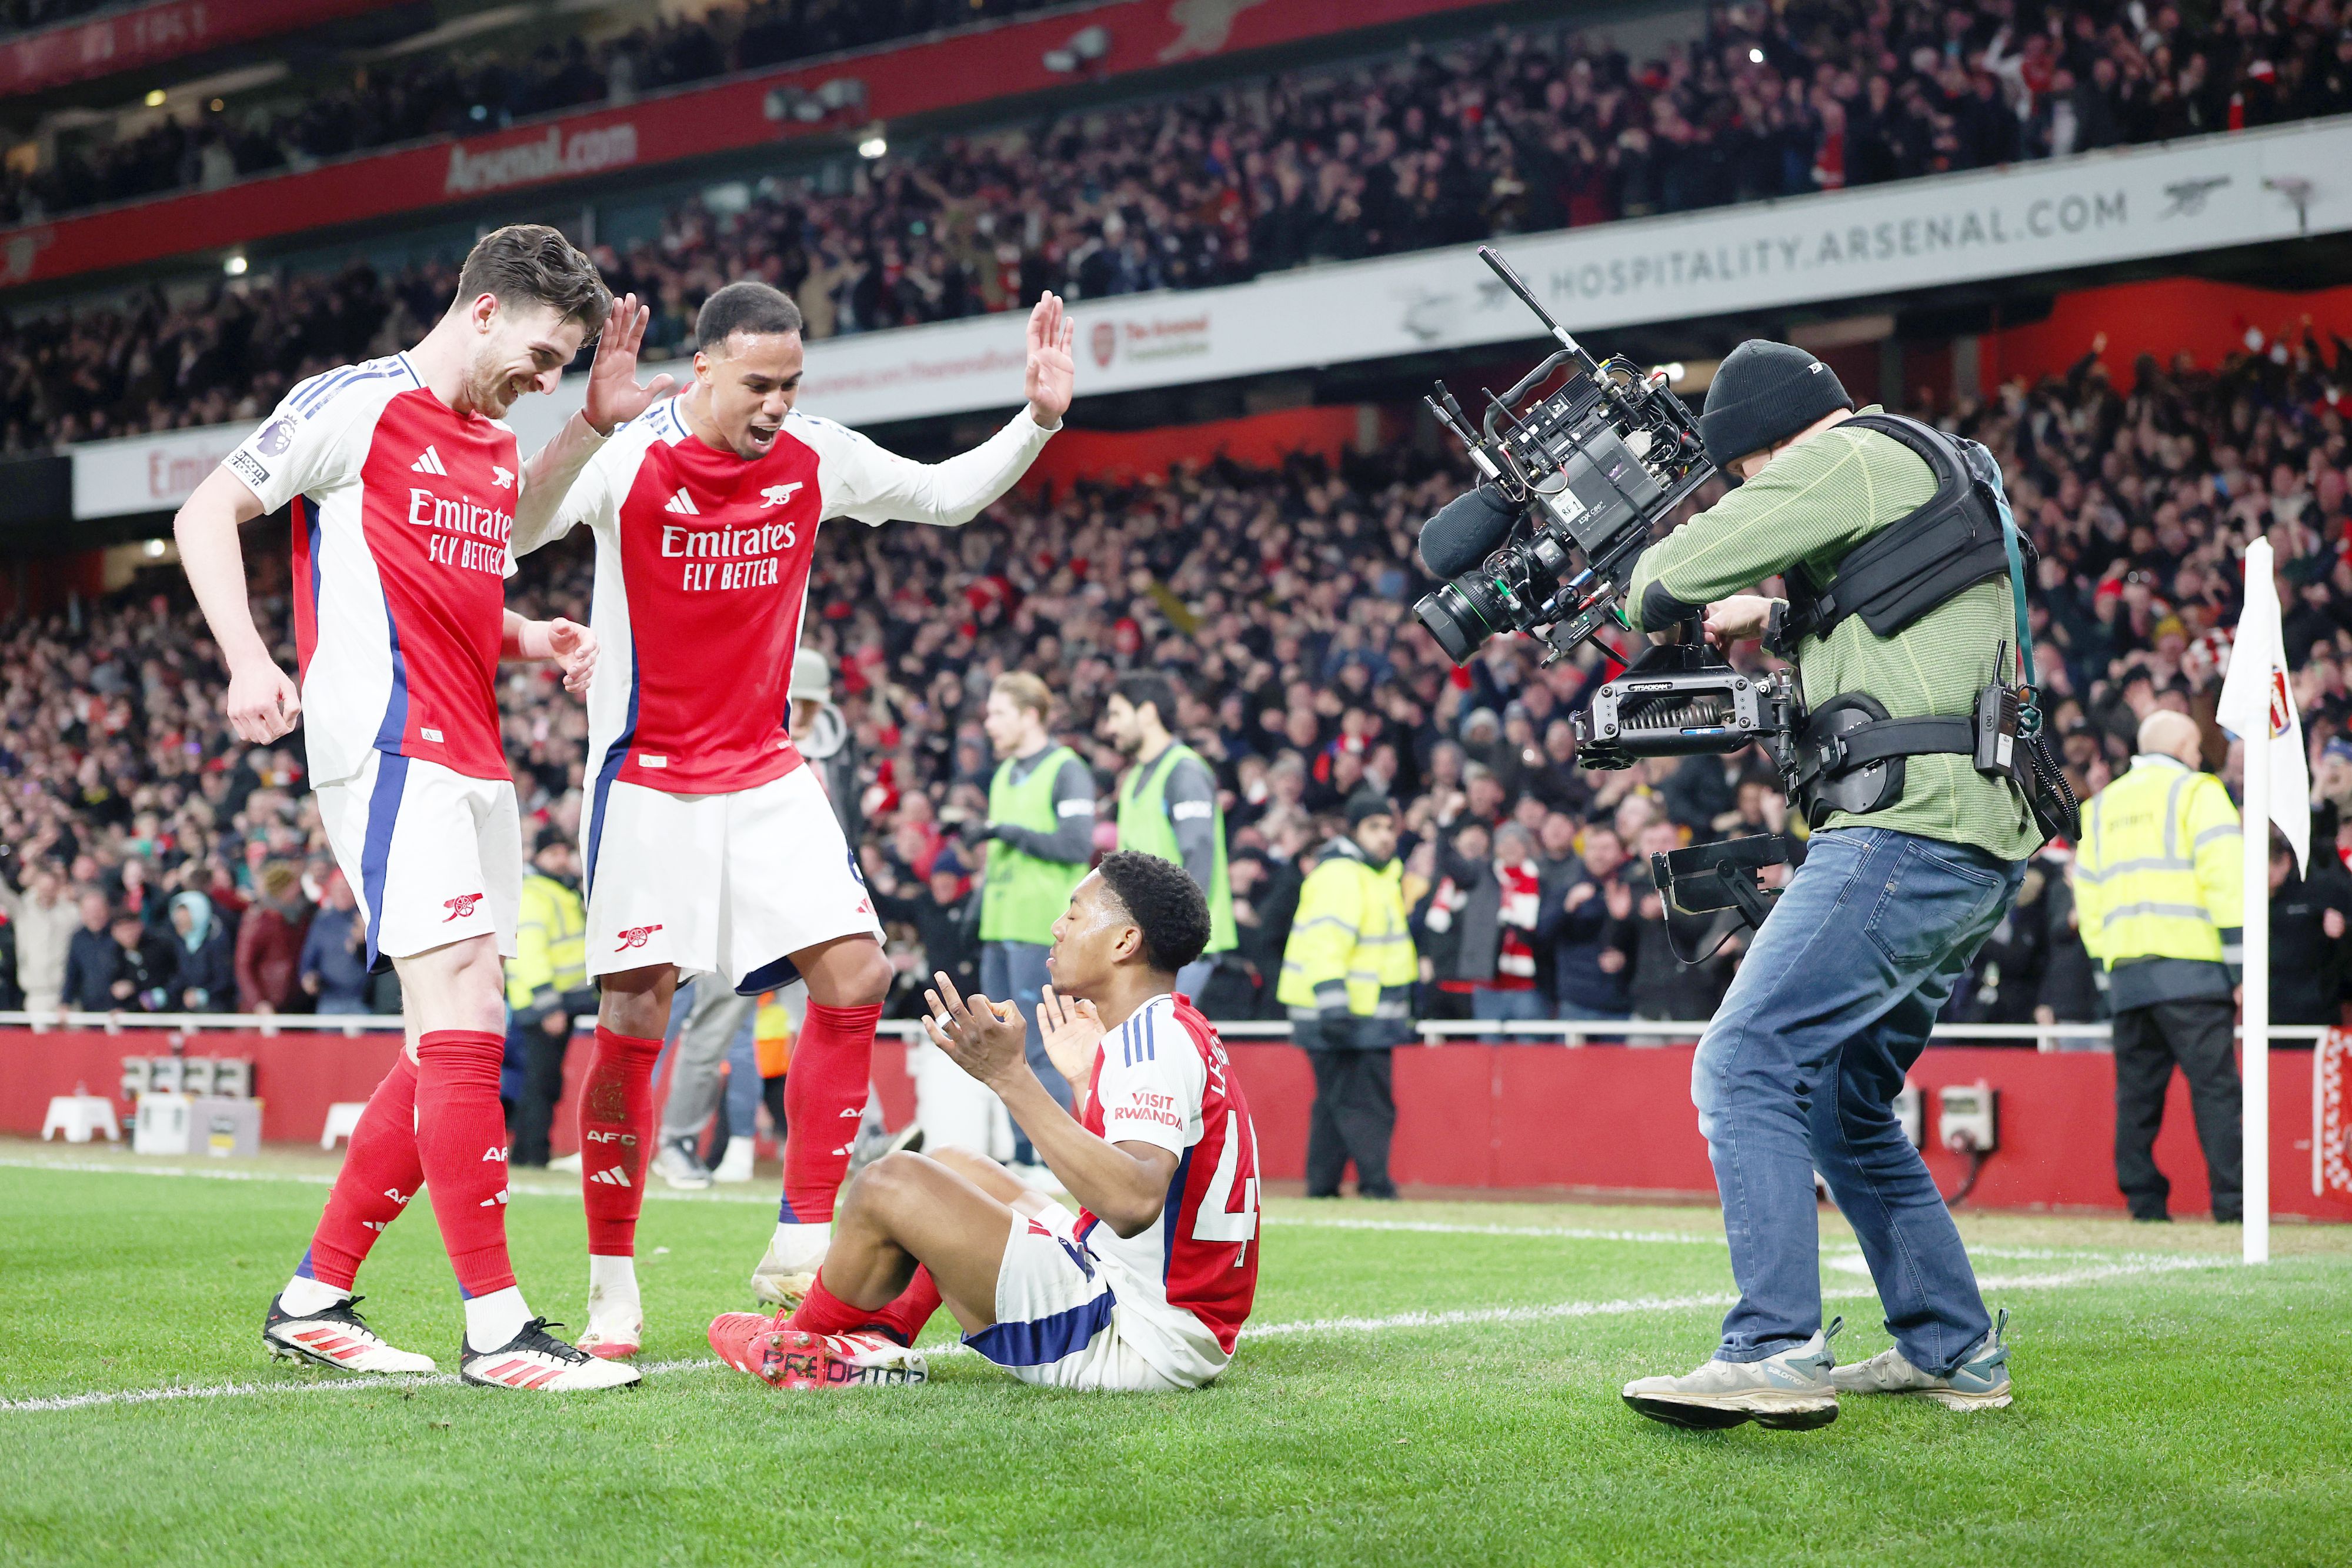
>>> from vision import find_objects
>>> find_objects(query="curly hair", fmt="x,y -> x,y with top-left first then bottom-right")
1093,850 -> 1211,976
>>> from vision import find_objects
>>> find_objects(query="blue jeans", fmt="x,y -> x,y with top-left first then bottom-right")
983,941 -> 1065,1162
1471,988 -> 1550,1022
1693,827 -> 2022,1373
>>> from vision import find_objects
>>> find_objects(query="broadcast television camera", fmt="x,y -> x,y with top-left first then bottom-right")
1410,250 -> 1806,945
1412,247 -> 1716,669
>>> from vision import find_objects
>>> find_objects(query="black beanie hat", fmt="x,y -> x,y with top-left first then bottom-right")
1698,340 -> 1854,469
1345,788 -> 1395,830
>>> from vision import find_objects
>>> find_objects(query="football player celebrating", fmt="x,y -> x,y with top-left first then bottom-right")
709,851 -> 1262,1391
175,224 -> 674,1392
510,279 -> 1075,1360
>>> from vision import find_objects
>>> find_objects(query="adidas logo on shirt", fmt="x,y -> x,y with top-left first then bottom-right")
411,446 -> 449,476
664,488 -> 699,515
589,1167 -> 632,1187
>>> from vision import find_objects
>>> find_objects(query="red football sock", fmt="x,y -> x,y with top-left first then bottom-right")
788,1269 -> 879,1336
413,1029 -> 517,1297
301,1050 -> 423,1290
780,1000 -> 880,1223
579,1025 -> 663,1256
867,1267 -> 944,1347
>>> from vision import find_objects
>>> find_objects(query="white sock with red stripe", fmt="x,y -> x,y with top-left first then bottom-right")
463,1286 -> 529,1353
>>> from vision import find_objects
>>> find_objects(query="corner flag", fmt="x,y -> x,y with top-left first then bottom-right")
2214,538 -> 2307,1265
2215,537 -> 2308,875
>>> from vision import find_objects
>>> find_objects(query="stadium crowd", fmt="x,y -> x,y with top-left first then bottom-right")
6,329 -> 2352,1033
8,0 -> 2350,451
0,0 -> 1059,223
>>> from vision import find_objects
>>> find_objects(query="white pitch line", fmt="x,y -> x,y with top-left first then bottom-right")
0,1254 -> 2237,1416
1264,1216 -> 1727,1247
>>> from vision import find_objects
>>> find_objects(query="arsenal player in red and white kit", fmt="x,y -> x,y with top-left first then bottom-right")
512,281 -> 1075,1358
709,852 -> 1261,1392
174,225 -> 675,1393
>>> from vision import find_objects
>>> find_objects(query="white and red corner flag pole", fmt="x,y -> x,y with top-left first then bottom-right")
2216,536 -> 2307,1265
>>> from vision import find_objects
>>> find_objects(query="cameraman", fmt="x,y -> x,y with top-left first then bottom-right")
1616,342 -> 2039,1430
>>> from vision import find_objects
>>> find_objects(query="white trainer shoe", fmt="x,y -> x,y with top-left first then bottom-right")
1831,1310 -> 2013,1410
548,1152 -> 583,1174
459,1319 -> 642,1391
710,1139 -> 756,1185
652,1137 -> 712,1190
1622,1318 -> 1843,1430
263,1293 -> 436,1374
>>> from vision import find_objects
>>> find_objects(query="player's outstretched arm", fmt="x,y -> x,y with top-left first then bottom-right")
513,292 -> 673,555
925,970 -> 1175,1235
823,292 -> 1076,530
174,466 -> 299,744
502,612 -> 598,694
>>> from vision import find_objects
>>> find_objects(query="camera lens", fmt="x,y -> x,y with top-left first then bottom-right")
1414,573 -> 1513,665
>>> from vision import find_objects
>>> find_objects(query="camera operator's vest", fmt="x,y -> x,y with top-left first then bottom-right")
1770,414 -> 2075,840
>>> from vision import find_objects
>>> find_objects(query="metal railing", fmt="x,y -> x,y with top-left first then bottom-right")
1,1009 -> 2330,1053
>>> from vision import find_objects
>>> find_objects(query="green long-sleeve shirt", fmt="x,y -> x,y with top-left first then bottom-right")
1625,407 -> 2041,862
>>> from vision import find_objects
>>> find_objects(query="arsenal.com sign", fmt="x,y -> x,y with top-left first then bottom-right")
445,122 -> 639,196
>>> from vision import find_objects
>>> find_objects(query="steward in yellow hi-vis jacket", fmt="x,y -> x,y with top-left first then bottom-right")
506,832 -> 594,1167
1277,791 -> 1414,1200
2071,711 -> 2244,1222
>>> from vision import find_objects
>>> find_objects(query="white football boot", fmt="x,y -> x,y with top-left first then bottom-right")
459,1319 -> 642,1391
263,1293 -> 436,1374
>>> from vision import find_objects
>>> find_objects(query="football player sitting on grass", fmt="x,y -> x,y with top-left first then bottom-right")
709,851 -> 1263,1392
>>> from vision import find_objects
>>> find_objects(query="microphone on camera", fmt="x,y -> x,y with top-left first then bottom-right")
1417,484 -> 1525,579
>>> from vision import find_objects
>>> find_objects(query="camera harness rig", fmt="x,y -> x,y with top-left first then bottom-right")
1416,248 -> 2079,960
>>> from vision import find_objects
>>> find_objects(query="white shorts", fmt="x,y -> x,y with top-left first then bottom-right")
315,750 -> 521,966
582,764 -> 884,988
963,1208 -> 1190,1392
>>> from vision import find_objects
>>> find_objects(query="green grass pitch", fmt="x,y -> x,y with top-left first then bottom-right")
1,1140 -> 2347,1567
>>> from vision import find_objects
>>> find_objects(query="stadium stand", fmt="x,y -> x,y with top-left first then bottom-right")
0,0 -> 1062,225
5,336 -> 2348,1027
9,1 -> 2349,450
8,0 -> 2341,226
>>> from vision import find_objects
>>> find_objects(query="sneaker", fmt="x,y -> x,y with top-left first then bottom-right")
459,1319 -> 642,1392
263,1293 -> 436,1375
708,1312 -> 927,1389
849,1122 -> 925,1176
710,1138 -> 756,1185
653,1136 -> 712,1191
548,1152 -> 583,1174
1831,1310 -> 2011,1411
1622,1318 -> 1843,1431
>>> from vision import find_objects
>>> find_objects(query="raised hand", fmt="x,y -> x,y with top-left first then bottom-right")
922,970 -> 1029,1090
543,616 -> 598,693
1036,984 -> 1106,1097
582,292 -> 678,436
1024,291 -> 1076,428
